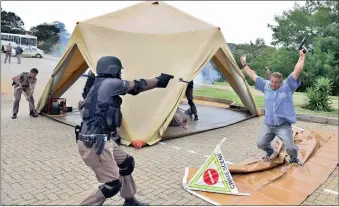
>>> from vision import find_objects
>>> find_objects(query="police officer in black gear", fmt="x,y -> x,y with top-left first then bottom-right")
76,56 -> 173,206
185,81 -> 198,121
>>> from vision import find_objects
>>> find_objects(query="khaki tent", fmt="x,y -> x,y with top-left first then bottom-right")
37,1 -> 259,146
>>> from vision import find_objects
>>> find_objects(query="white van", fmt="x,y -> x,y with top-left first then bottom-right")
22,47 -> 45,58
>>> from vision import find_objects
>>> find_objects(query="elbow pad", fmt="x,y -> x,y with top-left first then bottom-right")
129,79 -> 147,95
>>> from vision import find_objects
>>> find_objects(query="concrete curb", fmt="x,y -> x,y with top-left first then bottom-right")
259,108 -> 338,126
193,96 -> 235,105
296,114 -> 338,126
190,97 -> 338,126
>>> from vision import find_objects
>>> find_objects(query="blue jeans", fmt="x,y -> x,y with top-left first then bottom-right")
257,122 -> 298,160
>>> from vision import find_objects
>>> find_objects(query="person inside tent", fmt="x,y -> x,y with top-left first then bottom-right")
75,56 -> 173,206
169,108 -> 190,129
185,81 -> 198,121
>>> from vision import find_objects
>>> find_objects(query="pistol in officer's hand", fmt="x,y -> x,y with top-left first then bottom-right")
156,73 -> 174,88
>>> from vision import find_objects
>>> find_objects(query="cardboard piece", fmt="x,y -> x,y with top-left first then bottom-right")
183,130 -> 338,205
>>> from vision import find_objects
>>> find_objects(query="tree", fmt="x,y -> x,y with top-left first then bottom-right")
30,23 -> 60,42
227,43 -> 237,52
230,38 -> 274,85
29,21 -> 70,54
53,21 -> 67,34
1,9 -> 26,34
268,0 -> 339,94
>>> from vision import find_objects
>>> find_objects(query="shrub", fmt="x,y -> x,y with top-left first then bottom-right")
303,78 -> 333,112
314,77 -> 333,95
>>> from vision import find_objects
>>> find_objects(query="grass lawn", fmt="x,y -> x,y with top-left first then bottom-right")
194,82 -> 339,118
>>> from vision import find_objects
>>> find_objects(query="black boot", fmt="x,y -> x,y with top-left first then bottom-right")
123,198 -> 149,206
29,110 -> 38,117
194,114 -> 199,121
12,113 -> 17,119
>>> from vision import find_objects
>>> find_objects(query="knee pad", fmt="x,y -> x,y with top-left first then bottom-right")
99,180 -> 121,198
118,155 -> 135,176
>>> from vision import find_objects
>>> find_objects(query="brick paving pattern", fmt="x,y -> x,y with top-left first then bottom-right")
1,54 -> 338,205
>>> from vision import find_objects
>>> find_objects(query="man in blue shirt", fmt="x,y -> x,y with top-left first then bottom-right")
15,45 -> 24,64
240,50 -> 305,165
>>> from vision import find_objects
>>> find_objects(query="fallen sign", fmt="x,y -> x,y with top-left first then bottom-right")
184,138 -> 250,196
183,130 -> 338,205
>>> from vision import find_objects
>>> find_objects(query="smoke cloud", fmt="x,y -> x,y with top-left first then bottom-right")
49,33 -> 70,57
193,61 -> 223,87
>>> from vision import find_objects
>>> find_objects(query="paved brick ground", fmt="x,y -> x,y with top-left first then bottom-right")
1,55 -> 338,205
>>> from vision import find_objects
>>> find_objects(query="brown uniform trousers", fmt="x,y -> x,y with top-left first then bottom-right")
78,140 -> 136,205
13,87 -> 36,114
4,50 -> 12,63
17,54 -> 22,64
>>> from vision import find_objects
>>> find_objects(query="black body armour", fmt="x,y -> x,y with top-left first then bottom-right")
82,78 -> 123,135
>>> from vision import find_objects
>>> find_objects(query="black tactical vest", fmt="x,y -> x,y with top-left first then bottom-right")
82,78 -> 123,134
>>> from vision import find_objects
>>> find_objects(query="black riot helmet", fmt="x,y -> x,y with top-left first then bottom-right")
96,56 -> 124,79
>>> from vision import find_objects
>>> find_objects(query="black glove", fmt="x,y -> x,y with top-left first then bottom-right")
156,73 -> 174,88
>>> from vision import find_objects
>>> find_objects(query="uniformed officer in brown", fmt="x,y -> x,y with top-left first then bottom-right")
76,56 -> 173,206
11,68 -> 39,119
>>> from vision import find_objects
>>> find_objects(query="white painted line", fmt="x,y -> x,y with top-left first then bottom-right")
187,150 -> 197,154
158,142 -> 166,145
171,146 -> 181,150
218,137 -> 228,146
324,189 -> 339,195
207,170 -> 215,183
